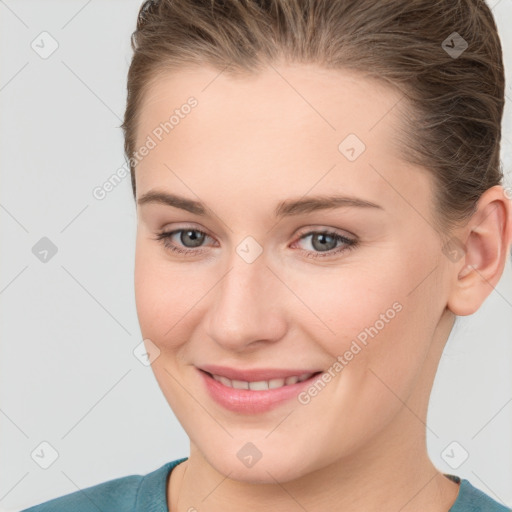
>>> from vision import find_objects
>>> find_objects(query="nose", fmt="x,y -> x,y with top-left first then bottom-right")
204,249 -> 288,352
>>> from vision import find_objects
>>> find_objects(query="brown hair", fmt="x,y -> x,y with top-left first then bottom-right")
121,0 -> 505,235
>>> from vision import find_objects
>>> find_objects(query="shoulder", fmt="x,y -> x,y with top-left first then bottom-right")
450,477 -> 511,512
20,474 -> 143,512
20,458 -> 188,512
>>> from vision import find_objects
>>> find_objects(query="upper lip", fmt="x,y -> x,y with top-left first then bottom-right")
198,365 -> 322,382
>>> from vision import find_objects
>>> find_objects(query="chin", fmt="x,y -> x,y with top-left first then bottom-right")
202,443 -> 320,485
221,461 -> 307,485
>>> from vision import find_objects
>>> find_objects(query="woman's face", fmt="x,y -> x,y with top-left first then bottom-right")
133,63 -> 455,482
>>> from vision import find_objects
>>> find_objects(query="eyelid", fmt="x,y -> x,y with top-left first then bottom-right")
159,223 -> 216,241
158,225 -> 215,245
294,225 -> 356,240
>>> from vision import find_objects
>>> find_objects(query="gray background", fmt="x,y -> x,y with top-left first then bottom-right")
0,1 -> 511,510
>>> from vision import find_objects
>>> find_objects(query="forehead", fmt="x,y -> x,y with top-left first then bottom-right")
136,62 -> 405,145
134,63 -> 431,220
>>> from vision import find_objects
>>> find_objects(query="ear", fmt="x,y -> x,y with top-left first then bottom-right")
446,185 -> 512,316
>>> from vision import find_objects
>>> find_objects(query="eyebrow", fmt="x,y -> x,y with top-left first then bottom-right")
137,190 -> 384,217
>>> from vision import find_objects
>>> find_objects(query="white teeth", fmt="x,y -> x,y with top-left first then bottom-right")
268,378 -> 286,389
231,379 -> 249,390
211,372 -> 315,390
218,375 -> 231,387
249,380 -> 269,390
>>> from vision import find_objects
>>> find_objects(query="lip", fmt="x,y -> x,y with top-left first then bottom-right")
197,367 -> 323,414
198,364 -> 322,382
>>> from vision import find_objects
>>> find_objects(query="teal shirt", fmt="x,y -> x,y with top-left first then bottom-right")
21,457 -> 511,511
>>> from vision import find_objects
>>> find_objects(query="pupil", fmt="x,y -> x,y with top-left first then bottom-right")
182,230 -> 204,247
313,233 -> 335,252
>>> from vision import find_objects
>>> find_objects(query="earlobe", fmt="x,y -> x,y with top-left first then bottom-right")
446,185 -> 512,317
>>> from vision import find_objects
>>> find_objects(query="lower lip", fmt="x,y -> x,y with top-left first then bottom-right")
198,369 -> 322,414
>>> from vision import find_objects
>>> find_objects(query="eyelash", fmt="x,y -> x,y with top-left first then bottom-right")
154,226 -> 358,260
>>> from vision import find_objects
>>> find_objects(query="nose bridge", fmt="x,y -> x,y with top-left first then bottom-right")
205,244 -> 286,350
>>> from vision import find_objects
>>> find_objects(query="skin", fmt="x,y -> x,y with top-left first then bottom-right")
132,62 -> 512,512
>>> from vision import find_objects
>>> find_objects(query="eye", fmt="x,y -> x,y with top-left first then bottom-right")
153,226 -> 358,259
153,227 -> 213,256
292,229 -> 358,259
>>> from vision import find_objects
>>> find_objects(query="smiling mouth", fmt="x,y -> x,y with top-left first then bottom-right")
202,370 -> 323,391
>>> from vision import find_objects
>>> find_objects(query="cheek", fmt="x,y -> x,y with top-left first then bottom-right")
135,231 -> 443,375
134,238 -> 211,349
285,261 -> 406,350
288,247 -> 441,389
135,240 -> 179,342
